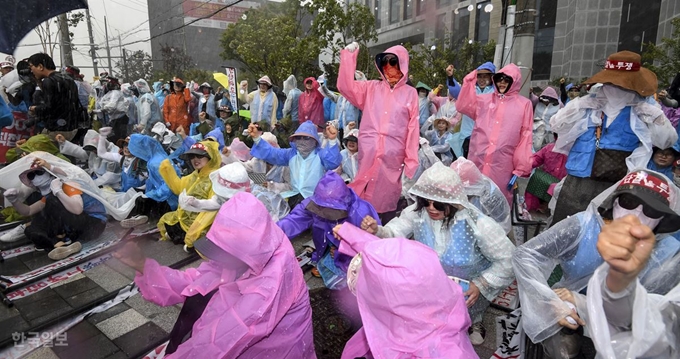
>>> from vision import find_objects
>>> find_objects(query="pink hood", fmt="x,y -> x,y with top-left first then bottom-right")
375,45 -> 410,90
338,224 -> 476,359
493,63 -> 522,97
541,86 -> 559,100
136,192 -> 316,358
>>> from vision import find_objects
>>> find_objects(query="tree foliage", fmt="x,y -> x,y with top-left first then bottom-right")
33,11 -> 84,58
114,50 -> 153,83
642,17 -> 680,88
220,0 -> 322,86
155,44 -> 194,80
405,34 -> 496,91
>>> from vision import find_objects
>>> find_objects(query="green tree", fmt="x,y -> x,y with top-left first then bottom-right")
154,44 -> 194,80
306,0 -> 378,87
642,17 -> 680,88
406,34 -> 496,91
114,50 -> 153,83
219,0 -> 322,86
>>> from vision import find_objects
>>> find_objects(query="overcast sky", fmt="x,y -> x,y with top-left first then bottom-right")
2,0 -> 152,81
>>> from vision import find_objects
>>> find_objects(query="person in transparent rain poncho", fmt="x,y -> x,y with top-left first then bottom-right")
512,169 -> 680,359
132,78 -> 163,134
360,162 -> 516,345
331,222 -> 477,359
584,204 -> 680,359
401,137 -> 441,204
56,129 -> 122,190
450,157 -> 512,234
420,117 -> 455,166
115,192 -> 316,359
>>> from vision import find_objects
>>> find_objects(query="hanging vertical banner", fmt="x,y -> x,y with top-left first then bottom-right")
224,67 -> 238,112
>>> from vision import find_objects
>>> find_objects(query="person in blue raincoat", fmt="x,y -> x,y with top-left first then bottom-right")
277,170 -> 380,289
195,82 -> 217,120
415,82 -> 436,126
153,81 -> 169,109
646,146 -> 678,181
449,62 -> 495,159
283,75 -> 302,126
249,120 -> 341,209
128,133 -> 178,215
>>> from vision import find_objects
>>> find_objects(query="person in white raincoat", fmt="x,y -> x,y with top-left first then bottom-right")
531,86 -> 562,151
57,129 -> 122,189
450,157 -> 511,234
513,169 -> 680,358
360,162 -> 516,345
133,79 -> 163,133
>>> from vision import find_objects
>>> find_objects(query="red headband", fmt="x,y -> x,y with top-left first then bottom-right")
217,174 -> 251,191
620,172 -> 670,201
604,60 -> 641,71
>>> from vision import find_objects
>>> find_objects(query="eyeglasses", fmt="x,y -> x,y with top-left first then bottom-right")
417,197 -> 447,211
617,193 -> 664,219
381,55 -> 398,67
495,75 -> 512,83
569,88 -> 580,92
27,169 -> 46,180
655,151 -> 676,158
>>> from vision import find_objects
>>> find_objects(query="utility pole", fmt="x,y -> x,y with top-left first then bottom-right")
104,16 -> 113,75
85,8 -> 98,76
57,13 -> 74,67
118,32 -> 128,82
511,0 -> 536,97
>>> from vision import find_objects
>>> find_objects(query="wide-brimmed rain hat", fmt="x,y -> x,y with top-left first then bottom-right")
598,170 -> 680,233
583,51 -> 657,97
19,164 -> 52,189
257,76 -> 273,86
209,162 -> 251,200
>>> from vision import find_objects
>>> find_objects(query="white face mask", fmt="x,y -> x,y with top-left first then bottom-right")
31,172 -> 53,195
612,198 -> 662,230
418,92 -> 427,99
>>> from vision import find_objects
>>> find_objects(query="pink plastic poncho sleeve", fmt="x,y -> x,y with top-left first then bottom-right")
404,94 -> 422,179
338,49 -> 370,111
512,102 -> 534,177
134,259 -> 203,306
337,222 -> 380,258
455,70 -> 483,120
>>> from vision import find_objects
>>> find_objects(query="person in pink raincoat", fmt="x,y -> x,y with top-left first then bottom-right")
456,63 -> 533,204
332,222 -> 478,359
298,77 -> 326,127
114,192 -> 316,359
337,42 -> 420,221
524,137 -> 568,212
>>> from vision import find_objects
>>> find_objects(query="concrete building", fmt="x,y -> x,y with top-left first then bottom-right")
146,0 -> 265,73
359,0 -> 679,84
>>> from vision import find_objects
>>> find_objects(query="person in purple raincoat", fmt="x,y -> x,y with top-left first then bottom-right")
115,192 -> 316,359
277,170 -> 380,289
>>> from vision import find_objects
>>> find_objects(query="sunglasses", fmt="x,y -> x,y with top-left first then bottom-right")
186,154 -> 207,160
381,55 -> 398,67
27,169 -> 46,180
417,197 -> 447,212
495,75 -> 512,83
617,193 -> 664,219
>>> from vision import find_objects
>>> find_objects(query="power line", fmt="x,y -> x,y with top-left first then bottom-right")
118,0 -> 246,47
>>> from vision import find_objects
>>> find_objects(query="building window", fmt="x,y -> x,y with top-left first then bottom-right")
437,0 -> 451,9
532,0 -> 557,80
436,13 -> 447,40
474,1 -> 491,44
618,0 -> 662,52
374,0 -> 382,28
452,7 -> 470,48
390,0 -> 400,23
404,0 -> 412,20
416,0 -> 426,15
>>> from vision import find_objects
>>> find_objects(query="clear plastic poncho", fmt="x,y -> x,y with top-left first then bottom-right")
514,169 -> 680,343
451,157 -> 512,233
0,151 -> 142,220
98,89 -> 129,120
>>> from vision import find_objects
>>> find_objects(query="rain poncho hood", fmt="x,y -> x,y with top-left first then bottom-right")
338,44 -> 420,213
204,128 -> 225,150
283,75 -> 298,97
477,62 -> 496,74
374,46 -> 409,88
541,86 -> 559,100
128,134 -> 178,208
409,162 -> 470,207
134,79 -> 151,94
456,63 -> 534,203
303,77 -> 319,92
415,82 -> 432,92
451,157 -> 512,233
0,151 -> 142,220
337,223 -> 476,359
136,193 -> 316,358
289,120 -> 321,146
310,170 -> 351,211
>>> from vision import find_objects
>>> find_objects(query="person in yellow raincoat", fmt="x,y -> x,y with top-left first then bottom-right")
157,141 -> 220,249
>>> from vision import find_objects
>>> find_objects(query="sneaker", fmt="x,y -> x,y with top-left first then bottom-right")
48,242 -> 82,261
468,322 -> 486,345
0,224 -> 26,243
121,215 -> 149,228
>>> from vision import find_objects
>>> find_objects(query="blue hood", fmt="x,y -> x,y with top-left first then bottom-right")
205,128 -> 225,150
153,81 -> 162,92
289,120 -> 321,145
448,78 -> 461,99
476,62 -> 496,74
128,134 -> 178,208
